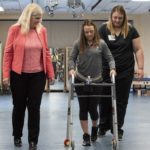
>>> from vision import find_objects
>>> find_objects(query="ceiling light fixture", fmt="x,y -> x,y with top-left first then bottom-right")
45,0 -> 59,17
68,0 -> 85,9
0,6 -> 4,12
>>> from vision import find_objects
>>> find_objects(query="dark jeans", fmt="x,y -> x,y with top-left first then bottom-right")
99,74 -> 133,130
75,78 -> 102,121
10,71 -> 46,144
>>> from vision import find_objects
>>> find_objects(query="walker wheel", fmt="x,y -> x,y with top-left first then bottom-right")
71,141 -> 75,150
112,139 -> 117,150
64,139 -> 70,146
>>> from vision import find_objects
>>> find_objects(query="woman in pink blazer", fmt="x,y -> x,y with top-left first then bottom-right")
3,3 -> 54,150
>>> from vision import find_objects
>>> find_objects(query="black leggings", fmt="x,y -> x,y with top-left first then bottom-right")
75,78 -> 101,121
10,71 -> 46,144
99,74 -> 133,130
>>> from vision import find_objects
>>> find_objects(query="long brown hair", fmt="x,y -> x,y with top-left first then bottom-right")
107,5 -> 129,38
79,19 -> 100,53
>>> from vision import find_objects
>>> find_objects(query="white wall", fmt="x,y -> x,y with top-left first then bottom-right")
136,14 -> 150,76
0,13 -> 149,75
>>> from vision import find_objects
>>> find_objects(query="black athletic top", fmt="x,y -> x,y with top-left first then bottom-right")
99,23 -> 140,80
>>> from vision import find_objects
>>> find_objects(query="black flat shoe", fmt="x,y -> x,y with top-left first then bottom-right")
14,137 -> 22,147
91,126 -> 98,142
29,142 -> 37,150
98,128 -> 107,136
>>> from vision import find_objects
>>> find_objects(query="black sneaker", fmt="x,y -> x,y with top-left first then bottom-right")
29,142 -> 37,150
91,126 -> 98,142
98,128 -> 108,136
82,133 -> 91,146
118,129 -> 124,140
14,137 -> 22,147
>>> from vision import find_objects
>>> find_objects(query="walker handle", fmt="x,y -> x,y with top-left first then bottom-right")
111,73 -> 115,84
71,74 -> 75,84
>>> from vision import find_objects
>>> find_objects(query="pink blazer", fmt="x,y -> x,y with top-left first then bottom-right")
3,24 -> 54,79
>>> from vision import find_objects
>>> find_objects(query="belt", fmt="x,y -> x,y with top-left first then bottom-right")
76,71 -> 103,83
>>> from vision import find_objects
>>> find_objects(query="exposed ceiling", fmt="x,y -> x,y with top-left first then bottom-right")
0,0 -> 150,17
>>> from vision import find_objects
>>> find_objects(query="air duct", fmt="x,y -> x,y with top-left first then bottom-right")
68,0 -> 85,9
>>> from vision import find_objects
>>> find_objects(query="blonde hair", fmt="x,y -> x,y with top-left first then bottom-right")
107,5 -> 129,38
17,3 -> 43,34
79,19 -> 100,53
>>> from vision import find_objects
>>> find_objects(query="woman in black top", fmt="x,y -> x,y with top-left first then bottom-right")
98,5 -> 144,140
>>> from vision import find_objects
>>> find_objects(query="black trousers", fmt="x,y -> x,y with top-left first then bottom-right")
75,78 -> 102,121
99,74 -> 133,130
10,71 -> 46,144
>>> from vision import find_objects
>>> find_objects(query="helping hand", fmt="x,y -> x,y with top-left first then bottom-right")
69,69 -> 76,77
3,78 -> 10,89
49,78 -> 55,85
110,69 -> 117,77
136,68 -> 144,80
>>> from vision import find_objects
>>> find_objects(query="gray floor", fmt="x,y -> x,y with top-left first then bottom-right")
0,92 -> 150,150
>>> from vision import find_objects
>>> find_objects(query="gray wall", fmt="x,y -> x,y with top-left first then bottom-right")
0,20 -> 104,48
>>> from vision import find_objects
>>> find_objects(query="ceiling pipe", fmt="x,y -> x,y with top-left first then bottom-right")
0,0 -> 4,11
68,0 -> 84,9
18,0 -> 22,11
91,0 -> 102,11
